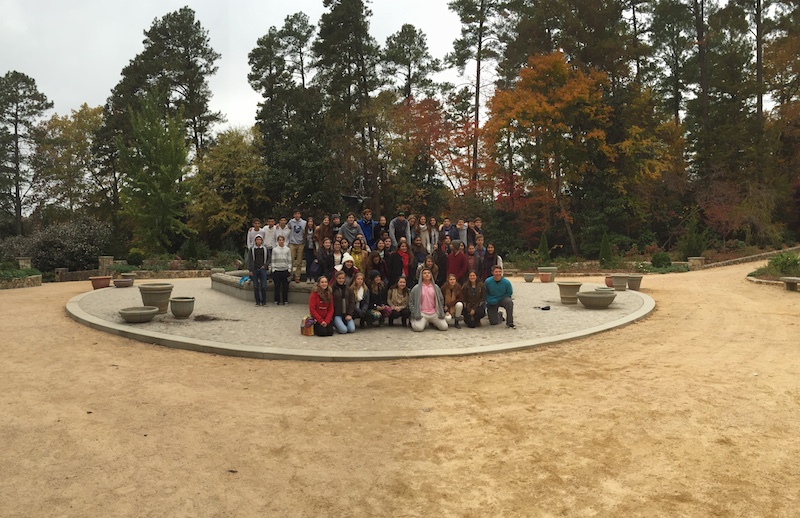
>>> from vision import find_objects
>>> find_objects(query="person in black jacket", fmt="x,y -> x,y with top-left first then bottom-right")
387,241 -> 418,288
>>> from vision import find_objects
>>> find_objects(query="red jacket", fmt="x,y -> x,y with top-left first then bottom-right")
447,251 -> 468,284
309,290 -> 334,325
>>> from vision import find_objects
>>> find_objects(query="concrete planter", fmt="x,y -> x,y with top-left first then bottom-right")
119,306 -> 159,323
138,283 -> 174,313
169,296 -> 195,319
610,274 -> 629,291
113,278 -> 134,288
523,272 -> 535,283
577,291 -> 617,309
556,281 -> 582,304
627,274 -> 643,291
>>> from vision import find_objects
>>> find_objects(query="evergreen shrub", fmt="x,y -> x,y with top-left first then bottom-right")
651,252 -> 672,268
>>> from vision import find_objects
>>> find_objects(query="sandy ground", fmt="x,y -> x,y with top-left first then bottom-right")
1,261 -> 799,517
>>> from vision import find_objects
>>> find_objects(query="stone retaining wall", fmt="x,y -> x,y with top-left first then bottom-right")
0,275 -> 42,290
211,270 -> 313,304
703,246 -> 800,269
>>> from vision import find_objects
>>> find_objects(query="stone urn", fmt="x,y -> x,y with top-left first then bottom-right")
523,272 -> 535,283
537,266 -> 558,282
577,291 -> 617,309
610,274 -> 629,291
119,306 -> 159,323
169,296 -> 195,319
89,275 -> 112,290
121,272 -> 137,284
113,278 -> 134,288
627,274 -> 643,291
138,283 -> 174,314
595,287 -> 615,292
556,281 -> 582,304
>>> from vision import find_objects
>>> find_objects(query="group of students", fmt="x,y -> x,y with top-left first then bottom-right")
246,208 -> 515,334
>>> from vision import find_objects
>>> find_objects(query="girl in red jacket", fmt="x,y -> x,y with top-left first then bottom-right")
309,276 -> 335,337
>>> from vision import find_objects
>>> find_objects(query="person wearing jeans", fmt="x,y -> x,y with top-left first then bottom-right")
247,235 -> 269,306
332,270 -> 356,334
485,265 -> 515,329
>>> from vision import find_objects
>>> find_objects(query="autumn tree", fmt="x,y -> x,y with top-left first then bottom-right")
0,71 -> 53,235
486,52 -> 612,255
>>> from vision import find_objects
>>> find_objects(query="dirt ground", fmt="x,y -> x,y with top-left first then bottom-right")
1,261 -> 798,517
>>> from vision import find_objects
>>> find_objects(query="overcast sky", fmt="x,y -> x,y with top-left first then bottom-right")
0,0 -> 464,129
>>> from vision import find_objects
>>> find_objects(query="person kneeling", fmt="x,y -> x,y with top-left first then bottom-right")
408,268 -> 448,332
309,276 -> 335,336
387,276 -> 411,327
485,265 -> 515,329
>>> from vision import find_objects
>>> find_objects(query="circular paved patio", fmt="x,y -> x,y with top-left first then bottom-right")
66,277 -> 655,361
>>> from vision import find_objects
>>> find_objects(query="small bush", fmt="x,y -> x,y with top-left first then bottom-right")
599,232 -> 613,268
537,233 -> 551,266
0,217 -> 112,272
108,263 -> 139,274
651,251 -> 672,268
640,263 -> 689,274
677,215 -> 710,260
127,248 -> 146,266
768,252 -> 800,275
0,268 -> 41,280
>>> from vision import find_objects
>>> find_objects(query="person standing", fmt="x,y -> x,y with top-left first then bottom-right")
304,216 -> 318,283
247,235 -> 269,306
408,268 -> 449,332
388,211 -> 411,248
247,218 -> 266,249
485,265 -> 515,329
275,216 -> 291,245
287,210 -> 307,283
358,208 -> 379,249
263,217 -> 277,263
330,214 -> 342,235
447,240 -> 468,285
270,235 -> 292,305
338,212 -> 361,246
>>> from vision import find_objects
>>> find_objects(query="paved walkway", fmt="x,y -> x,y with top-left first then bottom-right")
67,277 -> 654,360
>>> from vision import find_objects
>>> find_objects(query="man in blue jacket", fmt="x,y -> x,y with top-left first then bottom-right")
485,265 -> 515,329
358,208 -> 378,249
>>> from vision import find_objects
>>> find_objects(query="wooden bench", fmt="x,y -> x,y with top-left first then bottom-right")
779,277 -> 800,291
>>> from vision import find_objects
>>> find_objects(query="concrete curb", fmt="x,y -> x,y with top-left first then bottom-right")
65,288 -> 656,362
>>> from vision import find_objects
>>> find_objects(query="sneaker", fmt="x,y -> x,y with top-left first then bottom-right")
274,301 -> 279,306
255,302 -> 261,307
508,323 -> 516,329
283,302 -> 289,306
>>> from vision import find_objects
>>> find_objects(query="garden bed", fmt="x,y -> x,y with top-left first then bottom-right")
0,274 -> 42,290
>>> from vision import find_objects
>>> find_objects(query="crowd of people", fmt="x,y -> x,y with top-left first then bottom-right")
246,208 -> 514,334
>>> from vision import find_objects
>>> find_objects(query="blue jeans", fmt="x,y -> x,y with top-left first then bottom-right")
252,268 -> 267,304
333,315 -> 356,334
